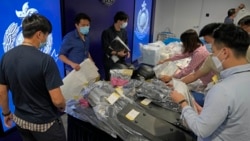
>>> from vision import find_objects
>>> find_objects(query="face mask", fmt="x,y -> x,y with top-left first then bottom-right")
121,22 -> 128,29
211,50 -> 224,72
80,26 -> 90,35
39,42 -> 46,49
205,44 -> 212,53
39,38 -> 47,49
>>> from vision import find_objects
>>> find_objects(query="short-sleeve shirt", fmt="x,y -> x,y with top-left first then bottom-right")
59,29 -> 90,71
0,45 -> 63,124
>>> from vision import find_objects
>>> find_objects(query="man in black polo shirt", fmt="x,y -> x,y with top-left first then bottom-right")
101,11 -> 130,80
0,14 -> 66,141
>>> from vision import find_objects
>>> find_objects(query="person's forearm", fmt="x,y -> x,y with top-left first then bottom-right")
49,88 -> 66,111
111,50 -> 117,55
164,58 -> 171,62
0,85 -> 10,114
52,96 -> 65,111
179,100 -> 189,108
182,70 -> 205,84
181,73 -> 197,84
59,55 -> 74,66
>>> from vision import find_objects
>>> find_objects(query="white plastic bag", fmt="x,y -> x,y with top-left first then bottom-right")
153,61 -> 178,78
172,78 -> 197,112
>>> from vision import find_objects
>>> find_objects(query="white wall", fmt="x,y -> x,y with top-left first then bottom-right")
153,0 -> 250,40
173,0 -> 203,37
200,0 -> 250,29
152,0 -> 175,41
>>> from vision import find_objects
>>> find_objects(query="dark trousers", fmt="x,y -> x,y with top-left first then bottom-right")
16,118 -> 66,141
67,115 -> 122,141
104,57 -> 114,81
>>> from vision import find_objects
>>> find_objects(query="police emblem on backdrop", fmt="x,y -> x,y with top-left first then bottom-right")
2,2 -> 57,60
135,0 -> 149,40
100,0 -> 116,6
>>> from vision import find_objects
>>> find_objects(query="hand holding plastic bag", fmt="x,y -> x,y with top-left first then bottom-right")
171,78 -> 197,112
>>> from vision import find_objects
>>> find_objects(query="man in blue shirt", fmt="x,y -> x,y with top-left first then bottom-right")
59,13 -> 92,75
171,24 -> 250,141
224,8 -> 236,24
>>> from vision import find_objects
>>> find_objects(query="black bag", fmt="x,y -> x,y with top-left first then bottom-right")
132,64 -> 155,80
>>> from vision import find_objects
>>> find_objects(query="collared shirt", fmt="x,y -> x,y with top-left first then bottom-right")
224,16 -> 234,24
181,64 -> 250,141
170,45 -> 213,85
59,29 -> 90,71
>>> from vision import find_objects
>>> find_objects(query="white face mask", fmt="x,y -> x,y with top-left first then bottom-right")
121,22 -> 128,29
211,50 -> 224,72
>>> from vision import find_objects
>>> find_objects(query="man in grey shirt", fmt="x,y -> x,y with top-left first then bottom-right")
171,24 -> 250,141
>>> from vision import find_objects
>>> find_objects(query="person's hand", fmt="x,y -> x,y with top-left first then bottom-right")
159,75 -> 172,83
193,100 -> 203,114
157,59 -> 166,65
166,81 -> 173,88
126,51 -> 130,58
4,114 -> 13,128
70,63 -> 80,71
58,107 -> 65,113
238,3 -> 245,9
117,50 -> 128,57
170,90 -> 185,104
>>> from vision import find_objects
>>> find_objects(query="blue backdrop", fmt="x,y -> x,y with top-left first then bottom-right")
132,0 -> 153,61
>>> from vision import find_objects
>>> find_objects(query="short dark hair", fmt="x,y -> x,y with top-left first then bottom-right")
238,15 -> 250,26
22,14 -> 52,38
199,23 -> 222,37
227,8 -> 236,17
180,29 -> 203,53
74,13 -> 91,25
213,24 -> 250,57
114,11 -> 128,23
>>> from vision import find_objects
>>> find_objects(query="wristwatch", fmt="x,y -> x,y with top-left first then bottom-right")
2,111 -> 11,117
178,99 -> 187,105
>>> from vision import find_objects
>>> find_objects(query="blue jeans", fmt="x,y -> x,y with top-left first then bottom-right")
191,91 -> 205,107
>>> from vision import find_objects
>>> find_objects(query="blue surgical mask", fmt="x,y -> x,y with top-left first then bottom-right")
205,44 -> 212,53
121,22 -> 128,29
39,39 -> 47,49
80,26 -> 90,35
